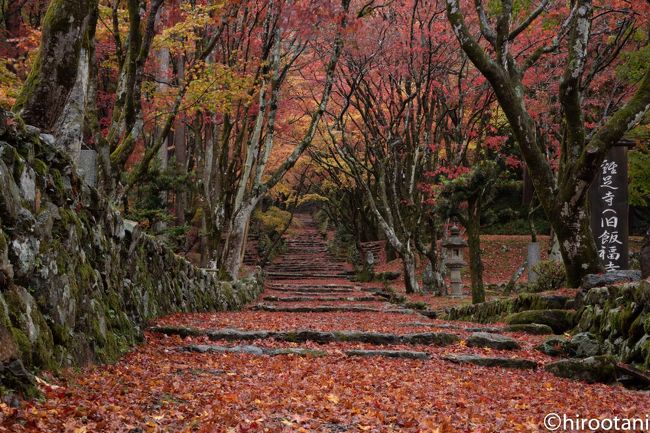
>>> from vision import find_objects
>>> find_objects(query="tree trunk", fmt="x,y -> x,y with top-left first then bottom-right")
13,0 -> 98,160
466,197 -> 485,303
174,57 -> 186,225
402,249 -> 420,294
155,45 -> 171,171
223,200 -> 257,280
552,197 -> 601,287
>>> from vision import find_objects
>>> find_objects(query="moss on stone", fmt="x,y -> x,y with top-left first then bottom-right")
545,356 -> 618,384
10,326 -> 29,355
51,169 -> 65,196
31,159 -> 47,177
615,306 -> 637,337
29,309 -> 54,371
506,309 -> 576,334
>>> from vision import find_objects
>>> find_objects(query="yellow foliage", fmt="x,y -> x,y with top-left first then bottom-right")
152,3 -> 225,56
184,61 -> 253,114
297,193 -> 328,207
270,182 -> 293,200
253,206 -> 292,234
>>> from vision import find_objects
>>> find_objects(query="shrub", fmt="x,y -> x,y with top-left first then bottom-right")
530,260 -> 566,292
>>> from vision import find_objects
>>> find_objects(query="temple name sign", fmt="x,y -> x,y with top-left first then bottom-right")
589,141 -> 632,271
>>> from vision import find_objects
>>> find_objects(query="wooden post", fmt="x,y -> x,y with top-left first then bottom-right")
589,140 -> 633,271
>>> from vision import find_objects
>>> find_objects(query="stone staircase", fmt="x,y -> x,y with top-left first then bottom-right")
153,214 -> 542,367
151,213 -> 650,388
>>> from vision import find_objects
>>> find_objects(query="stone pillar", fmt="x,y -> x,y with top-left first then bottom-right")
527,242 -> 541,283
589,141 -> 632,271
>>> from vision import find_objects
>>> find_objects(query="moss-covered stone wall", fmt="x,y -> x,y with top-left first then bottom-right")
0,111 -> 262,393
575,281 -> 650,370
444,293 -> 574,323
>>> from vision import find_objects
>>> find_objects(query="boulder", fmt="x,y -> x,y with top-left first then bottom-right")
535,337 -> 568,356
567,332 -> 602,358
443,355 -> 537,370
544,356 -> 617,384
504,323 -> 554,335
466,332 -> 520,350
0,359 -> 38,398
581,270 -> 642,291
505,309 -> 576,334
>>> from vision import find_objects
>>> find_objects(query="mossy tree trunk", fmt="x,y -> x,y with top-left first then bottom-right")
13,0 -> 98,160
402,249 -> 419,294
465,195 -> 485,303
446,0 -> 650,287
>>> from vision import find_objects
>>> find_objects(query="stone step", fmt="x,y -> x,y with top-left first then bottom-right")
265,288 -> 357,294
266,273 -> 349,278
267,284 -> 358,289
151,326 -> 460,346
183,345 -> 431,360
503,324 -> 554,335
184,344 -> 326,357
466,332 -> 520,350
442,355 -> 537,370
251,304 -> 418,314
262,296 -> 378,302
400,322 -> 504,333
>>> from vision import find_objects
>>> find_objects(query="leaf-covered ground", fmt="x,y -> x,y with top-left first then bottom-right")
2,216 -> 648,432
2,327 -> 648,432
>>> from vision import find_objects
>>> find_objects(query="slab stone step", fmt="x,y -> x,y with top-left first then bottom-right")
466,332 -> 521,350
401,323 -> 504,333
151,326 -> 460,346
503,323 -> 554,335
184,345 -> 431,360
266,287 -> 358,293
251,304 -> 417,314
442,355 -> 537,370
266,272 -> 349,278
263,296 -> 378,302
184,344 -> 327,357
345,349 -> 430,360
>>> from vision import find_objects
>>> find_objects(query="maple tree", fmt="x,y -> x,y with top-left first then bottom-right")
3,1 -> 650,431
445,0 -> 650,286
317,0 -> 460,293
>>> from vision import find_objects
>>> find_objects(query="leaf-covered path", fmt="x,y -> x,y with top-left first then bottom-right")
2,215 -> 649,432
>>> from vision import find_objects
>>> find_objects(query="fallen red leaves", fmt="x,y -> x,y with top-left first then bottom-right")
3,231 -> 648,432
2,312 -> 648,432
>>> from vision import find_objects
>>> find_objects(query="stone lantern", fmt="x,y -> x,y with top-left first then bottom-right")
442,225 -> 467,297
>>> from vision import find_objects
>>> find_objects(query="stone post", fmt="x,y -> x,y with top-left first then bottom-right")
527,242 -> 541,283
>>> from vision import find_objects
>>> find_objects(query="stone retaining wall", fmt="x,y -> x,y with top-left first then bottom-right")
0,112 -> 262,393
445,293 -> 574,323
575,281 -> 650,370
